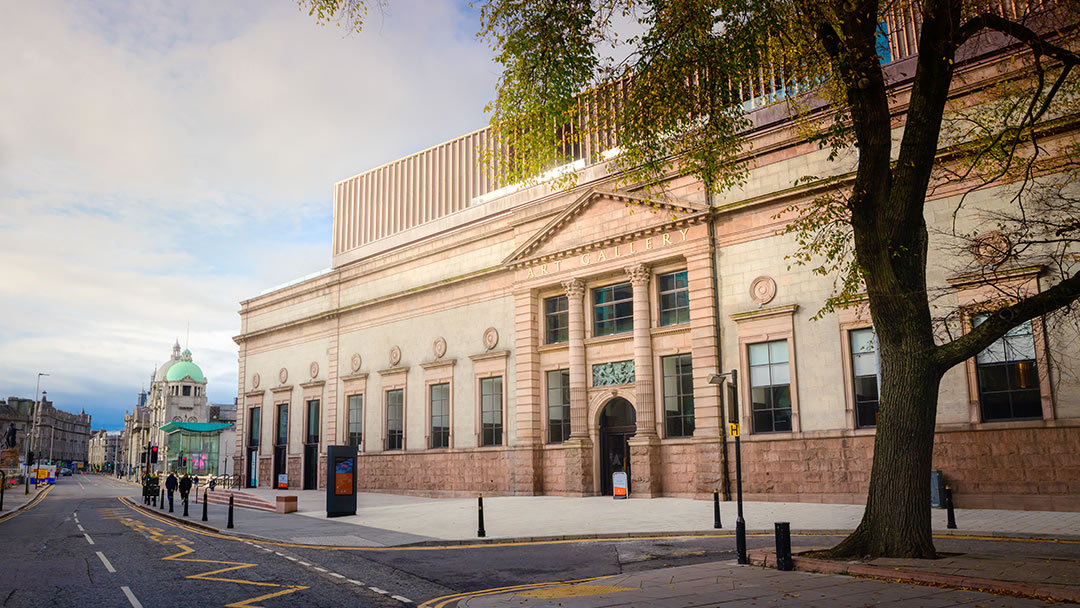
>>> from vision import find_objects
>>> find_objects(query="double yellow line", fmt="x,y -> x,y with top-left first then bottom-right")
418,576 -> 612,608
0,485 -> 52,525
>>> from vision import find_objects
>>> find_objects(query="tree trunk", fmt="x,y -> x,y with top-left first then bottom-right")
827,331 -> 944,559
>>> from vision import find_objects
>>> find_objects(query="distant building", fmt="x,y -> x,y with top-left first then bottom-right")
147,340 -> 209,472
120,392 -> 151,477
88,429 -> 120,471
210,400 -> 238,477
28,392 -> 91,466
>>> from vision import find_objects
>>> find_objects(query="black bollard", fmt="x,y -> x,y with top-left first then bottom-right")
1,471 -> 6,511
945,485 -> 957,529
202,491 -> 208,522
183,497 -> 189,517
713,489 -> 722,529
169,491 -> 174,513
160,489 -> 165,510
477,494 -> 486,538
227,494 -> 234,529
775,522 -> 793,571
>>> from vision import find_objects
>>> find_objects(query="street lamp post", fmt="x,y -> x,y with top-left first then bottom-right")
708,369 -> 747,565
25,373 -> 49,495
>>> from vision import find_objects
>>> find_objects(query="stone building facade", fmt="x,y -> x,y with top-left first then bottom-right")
88,430 -> 120,471
147,341 -> 210,471
29,393 -> 91,466
0,397 -> 33,462
233,17 -> 1080,510
120,402 -> 150,477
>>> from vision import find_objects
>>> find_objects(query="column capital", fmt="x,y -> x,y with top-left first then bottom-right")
561,278 -> 586,298
625,263 -> 651,287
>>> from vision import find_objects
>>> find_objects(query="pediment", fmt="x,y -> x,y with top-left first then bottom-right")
503,189 -> 709,267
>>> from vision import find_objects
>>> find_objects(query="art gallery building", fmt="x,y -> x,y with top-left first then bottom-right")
233,26 -> 1080,511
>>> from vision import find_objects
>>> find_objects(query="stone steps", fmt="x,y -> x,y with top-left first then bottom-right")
200,489 -> 277,512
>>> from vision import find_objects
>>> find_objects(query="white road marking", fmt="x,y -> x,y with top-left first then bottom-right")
284,556 -> 297,561
348,579 -> 365,586
391,595 -> 414,603
121,586 -> 143,608
77,524 -> 85,532
297,561 -> 310,566
370,587 -> 389,595
329,572 -> 345,579
96,551 -> 116,573
313,567 -> 327,573
84,533 -> 95,545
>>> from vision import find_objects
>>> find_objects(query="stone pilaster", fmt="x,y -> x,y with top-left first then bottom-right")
563,278 -> 588,441
626,263 -> 662,497
561,278 -> 593,495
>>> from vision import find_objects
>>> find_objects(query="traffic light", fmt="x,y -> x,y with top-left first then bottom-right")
27,450 -> 34,465
181,456 -> 187,468
150,446 -> 159,463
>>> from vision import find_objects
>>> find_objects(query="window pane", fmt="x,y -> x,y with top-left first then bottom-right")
770,362 -> 790,385
769,340 -> 789,363
850,328 -> 875,353
748,343 -> 769,365
1010,389 -> 1042,419
852,351 -> 877,377
751,387 -> 770,410
1004,333 -> 1036,361
977,341 -> 1007,364
854,376 -> 879,402
750,365 -> 771,388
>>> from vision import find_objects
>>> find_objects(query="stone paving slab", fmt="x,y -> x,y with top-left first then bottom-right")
233,488 -> 1080,542
461,561 -> 1056,607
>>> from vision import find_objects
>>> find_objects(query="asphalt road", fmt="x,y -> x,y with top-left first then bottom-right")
4,475 -> 1078,607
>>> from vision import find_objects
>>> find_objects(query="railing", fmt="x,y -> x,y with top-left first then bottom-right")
206,473 -> 242,491
330,1 -> 1049,259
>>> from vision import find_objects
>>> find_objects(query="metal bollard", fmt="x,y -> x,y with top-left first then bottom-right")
736,517 -> 747,564
945,485 -> 957,529
183,497 -> 189,517
202,491 -> 208,522
1,471 -> 6,511
477,494 -> 486,538
169,491 -> 174,513
713,489 -> 722,529
775,522 -> 793,571
227,494 -> 234,529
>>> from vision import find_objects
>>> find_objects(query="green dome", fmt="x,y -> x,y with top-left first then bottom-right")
166,360 -> 205,383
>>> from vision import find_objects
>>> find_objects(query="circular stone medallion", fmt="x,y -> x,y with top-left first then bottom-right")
749,276 -> 777,305
483,327 -> 499,350
389,345 -> 402,366
251,373 -> 260,389
433,337 -> 447,359
278,367 -> 288,384
309,361 -> 319,379
350,353 -> 362,373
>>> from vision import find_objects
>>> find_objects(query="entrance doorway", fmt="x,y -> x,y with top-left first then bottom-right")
599,398 -> 636,496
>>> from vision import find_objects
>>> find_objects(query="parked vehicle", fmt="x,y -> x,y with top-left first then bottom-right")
60,468 -> 72,476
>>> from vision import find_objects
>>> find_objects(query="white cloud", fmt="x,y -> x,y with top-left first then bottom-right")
0,0 -> 497,429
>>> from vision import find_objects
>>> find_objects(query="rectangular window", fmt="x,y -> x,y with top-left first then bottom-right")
749,340 -> 792,433
658,270 -> 690,326
430,383 -> 450,449
305,399 -> 320,444
546,369 -> 571,443
385,389 -> 403,451
593,282 -> 634,336
974,315 -> 1041,421
347,394 -> 363,448
275,403 -> 288,446
663,354 -> 695,437
545,295 -> 569,344
480,376 -> 503,446
850,328 -> 880,428
182,385 -> 191,397
248,407 -> 261,447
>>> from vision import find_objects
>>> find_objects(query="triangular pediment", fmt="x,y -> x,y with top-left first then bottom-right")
503,189 -> 709,267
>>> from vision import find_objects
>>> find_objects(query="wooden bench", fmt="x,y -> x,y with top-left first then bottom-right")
275,495 -> 298,514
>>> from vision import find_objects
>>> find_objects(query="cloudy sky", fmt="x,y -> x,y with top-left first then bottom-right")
0,0 -> 498,430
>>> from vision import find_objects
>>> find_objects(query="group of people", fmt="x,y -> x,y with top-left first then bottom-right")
164,471 -> 198,509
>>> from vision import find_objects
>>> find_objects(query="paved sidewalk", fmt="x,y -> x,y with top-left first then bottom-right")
456,560 -> 1059,607
238,487 -> 1080,542
0,482 -> 48,518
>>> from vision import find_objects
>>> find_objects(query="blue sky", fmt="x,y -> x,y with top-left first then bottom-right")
0,0 -> 498,430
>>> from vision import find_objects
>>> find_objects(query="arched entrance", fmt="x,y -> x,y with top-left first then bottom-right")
599,398 -> 636,496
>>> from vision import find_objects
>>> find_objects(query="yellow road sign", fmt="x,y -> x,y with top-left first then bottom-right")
729,423 -> 739,437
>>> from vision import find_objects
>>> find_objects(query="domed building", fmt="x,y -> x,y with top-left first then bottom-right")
147,340 -> 209,468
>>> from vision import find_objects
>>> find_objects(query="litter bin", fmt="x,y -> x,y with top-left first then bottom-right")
930,469 -> 945,508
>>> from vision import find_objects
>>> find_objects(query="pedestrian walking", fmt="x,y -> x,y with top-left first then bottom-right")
165,472 -> 178,510
179,474 -> 192,505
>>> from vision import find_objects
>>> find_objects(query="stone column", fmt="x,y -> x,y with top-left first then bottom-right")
561,278 -> 593,495
563,278 -> 589,440
626,263 -> 663,497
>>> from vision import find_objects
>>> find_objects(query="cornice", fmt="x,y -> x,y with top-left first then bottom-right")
468,350 -> 511,362
420,358 -> 457,370
730,303 -> 800,322
270,384 -> 294,394
377,366 -> 410,376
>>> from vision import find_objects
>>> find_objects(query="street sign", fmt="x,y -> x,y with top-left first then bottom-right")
729,423 -> 739,437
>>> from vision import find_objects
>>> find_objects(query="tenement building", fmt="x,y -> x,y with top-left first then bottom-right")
234,17 -> 1080,509
29,392 -> 91,467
